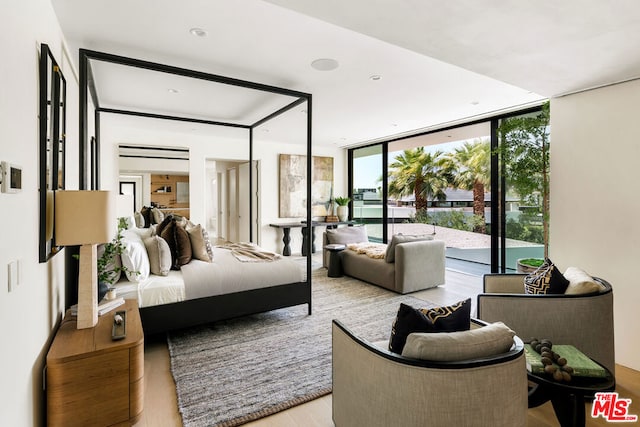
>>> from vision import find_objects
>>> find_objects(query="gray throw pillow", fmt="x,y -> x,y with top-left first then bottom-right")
143,235 -> 172,276
401,322 -> 516,361
385,233 -> 434,263
186,223 -> 214,262
326,226 -> 368,245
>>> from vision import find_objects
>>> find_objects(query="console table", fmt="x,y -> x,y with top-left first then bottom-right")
270,220 -> 356,256
46,299 -> 144,426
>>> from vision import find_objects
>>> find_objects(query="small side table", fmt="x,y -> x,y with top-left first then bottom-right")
46,300 -> 144,426
527,358 -> 615,427
324,244 -> 346,277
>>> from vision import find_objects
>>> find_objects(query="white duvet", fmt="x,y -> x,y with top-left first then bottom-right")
113,246 -> 305,308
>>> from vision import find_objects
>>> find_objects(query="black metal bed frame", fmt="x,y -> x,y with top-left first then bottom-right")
78,49 -> 313,333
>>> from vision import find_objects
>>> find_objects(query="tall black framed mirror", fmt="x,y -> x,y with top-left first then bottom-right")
39,43 -> 67,263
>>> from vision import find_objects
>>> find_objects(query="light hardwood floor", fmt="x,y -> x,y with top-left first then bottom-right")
134,262 -> 639,427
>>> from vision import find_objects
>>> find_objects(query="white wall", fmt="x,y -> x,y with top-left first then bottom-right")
100,115 -> 251,229
0,0 -> 77,425
101,114 -> 346,254
550,79 -> 640,371
254,141 -> 346,254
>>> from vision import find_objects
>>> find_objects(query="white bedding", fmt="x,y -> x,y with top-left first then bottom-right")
114,270 -> 185,307
114,246 -> 305,308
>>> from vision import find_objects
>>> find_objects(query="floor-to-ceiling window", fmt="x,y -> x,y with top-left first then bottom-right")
386,122 -> 492,274
497,107 -> 549,271
348,105 -> 548,274
350,145 -> 384,242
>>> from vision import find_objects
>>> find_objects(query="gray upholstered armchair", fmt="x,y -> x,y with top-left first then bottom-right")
477,273 -> 615,374
332,319 -> 528,427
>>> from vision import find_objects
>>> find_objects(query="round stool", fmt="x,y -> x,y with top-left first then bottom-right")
324,244 -> 346,278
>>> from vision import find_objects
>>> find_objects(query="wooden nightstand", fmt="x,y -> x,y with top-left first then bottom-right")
46,299 -> 144,426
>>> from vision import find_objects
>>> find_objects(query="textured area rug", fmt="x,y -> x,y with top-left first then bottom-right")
167,269 -> 434,427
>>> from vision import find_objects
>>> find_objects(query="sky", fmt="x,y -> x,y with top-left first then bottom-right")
353,139 -> 470,190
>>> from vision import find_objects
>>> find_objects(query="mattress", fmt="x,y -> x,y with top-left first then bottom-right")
114,246 -> 305,308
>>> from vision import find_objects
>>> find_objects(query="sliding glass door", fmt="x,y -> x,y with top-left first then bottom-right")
348,105 -> 549,275
387,122 -> 492,274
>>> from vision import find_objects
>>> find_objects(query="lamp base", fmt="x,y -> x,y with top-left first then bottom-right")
77,244 -> 98,329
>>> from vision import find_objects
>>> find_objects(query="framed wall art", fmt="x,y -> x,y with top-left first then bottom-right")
279,154 -> 333,218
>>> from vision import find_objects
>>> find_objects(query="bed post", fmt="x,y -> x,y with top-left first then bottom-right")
306,94 -> 313,315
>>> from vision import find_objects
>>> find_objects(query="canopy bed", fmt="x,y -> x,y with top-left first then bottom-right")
76,48 -> 313,333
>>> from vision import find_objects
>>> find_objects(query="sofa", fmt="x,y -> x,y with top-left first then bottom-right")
323,227 -> 445,294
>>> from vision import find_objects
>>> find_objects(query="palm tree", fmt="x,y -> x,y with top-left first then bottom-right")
445,139 -> 490,233
388,148 -> 449,214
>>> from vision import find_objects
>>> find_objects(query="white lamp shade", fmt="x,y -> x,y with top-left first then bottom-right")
54,190 -> 115,245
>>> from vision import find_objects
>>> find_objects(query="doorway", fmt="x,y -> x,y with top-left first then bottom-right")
206,159 -> 259,244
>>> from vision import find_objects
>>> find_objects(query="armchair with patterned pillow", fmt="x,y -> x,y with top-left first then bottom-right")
332,315 -> 527,427
477,263 -> 615,374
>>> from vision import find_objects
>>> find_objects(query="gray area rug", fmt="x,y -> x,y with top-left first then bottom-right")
167,269 -> 434,427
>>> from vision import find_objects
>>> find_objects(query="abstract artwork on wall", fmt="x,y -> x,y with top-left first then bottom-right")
279,154 -> 333,218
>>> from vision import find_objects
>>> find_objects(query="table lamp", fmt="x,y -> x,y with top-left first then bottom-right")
55,190 -> 115,329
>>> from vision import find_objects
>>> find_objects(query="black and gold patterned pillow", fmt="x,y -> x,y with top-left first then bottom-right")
524,258 -> 569,294
388,298 -> 471,354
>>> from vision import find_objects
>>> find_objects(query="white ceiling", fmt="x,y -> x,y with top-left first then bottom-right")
51,0 -> 640,148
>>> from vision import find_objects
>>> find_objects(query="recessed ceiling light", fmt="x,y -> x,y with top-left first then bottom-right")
370,75 -> 382,81
470,100 -> 480,105
189,27 -> 208,37
168,88 -> 179,94
311,58 -> 339,71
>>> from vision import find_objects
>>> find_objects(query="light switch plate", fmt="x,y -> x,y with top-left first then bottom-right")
8,260 -> 18,292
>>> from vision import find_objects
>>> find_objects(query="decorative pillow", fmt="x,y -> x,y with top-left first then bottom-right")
326,226 -> 368,245
524,258 -> 569,294
143,235 -> 172,276
385,233 -> 434,263
120,215 -> 137,230
155,214 -> 175,238
125,226 -> 154,239
563,267 -> 606,295
160,219 -> 193,269
201,227 -> 214,261
134,211 -> 145,228
150,207 -> 165,225
186,223 -> 213,262
402,322 -> 516,361
139,206 -> 152,228
120,231 -> 150,282
388,298 -> 471,354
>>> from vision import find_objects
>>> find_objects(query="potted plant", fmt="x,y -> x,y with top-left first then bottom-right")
95,218 -> 137,300
334,196 -> 350,221
516,257 -> 545,274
